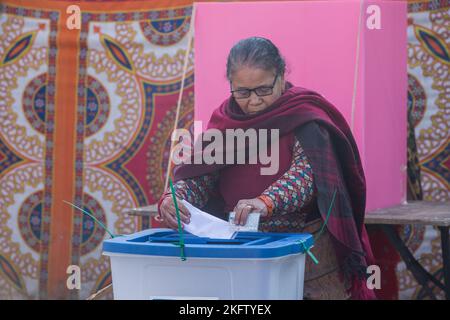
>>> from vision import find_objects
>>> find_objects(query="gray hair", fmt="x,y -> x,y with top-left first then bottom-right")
226,37 -> 286,81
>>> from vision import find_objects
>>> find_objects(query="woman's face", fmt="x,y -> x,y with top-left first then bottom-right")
230,67 -> 285,115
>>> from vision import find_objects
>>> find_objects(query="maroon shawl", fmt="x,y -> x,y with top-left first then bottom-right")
173,83 -> 376,299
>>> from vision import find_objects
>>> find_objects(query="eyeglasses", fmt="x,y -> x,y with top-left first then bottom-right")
230,75 -> 278,99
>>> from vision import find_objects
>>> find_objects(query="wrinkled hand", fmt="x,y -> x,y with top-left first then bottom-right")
159,195 -> 190,230
233,198 -> 268,226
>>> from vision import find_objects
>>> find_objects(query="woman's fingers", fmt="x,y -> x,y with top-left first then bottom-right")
177,201 -> 191,223
239,204 -> 253,226
160,196 -> 191,229
233,202 -> 242,225
170,201 -> 190,224
234,201 -> 253,226
164,211 -> 184,230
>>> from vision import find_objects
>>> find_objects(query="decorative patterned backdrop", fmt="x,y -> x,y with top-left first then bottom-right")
0,0 -> 448,300
398,0 -> 449,300
0,0 -> 194,299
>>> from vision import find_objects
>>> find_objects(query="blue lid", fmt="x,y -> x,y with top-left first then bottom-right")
103,228 -> 314,259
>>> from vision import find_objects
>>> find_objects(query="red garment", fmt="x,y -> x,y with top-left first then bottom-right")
218,133 -> 294,212
367,225 -> 401,300
173,83 -> 376,299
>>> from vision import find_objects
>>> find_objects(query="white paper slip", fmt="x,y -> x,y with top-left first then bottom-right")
228,212 -> 260,232
181,200 -> 236,239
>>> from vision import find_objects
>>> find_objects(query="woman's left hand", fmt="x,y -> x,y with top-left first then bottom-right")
233,198 -> 268,226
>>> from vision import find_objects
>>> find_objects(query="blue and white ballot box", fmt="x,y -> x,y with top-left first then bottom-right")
103,229 -> 313,300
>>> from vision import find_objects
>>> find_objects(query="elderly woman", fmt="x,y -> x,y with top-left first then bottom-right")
158,37 -> 376,300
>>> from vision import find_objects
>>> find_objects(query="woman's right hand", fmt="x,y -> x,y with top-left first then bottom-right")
158,195 -> 191,230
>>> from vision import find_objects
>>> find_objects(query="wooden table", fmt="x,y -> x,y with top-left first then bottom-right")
365,201 -> 450,300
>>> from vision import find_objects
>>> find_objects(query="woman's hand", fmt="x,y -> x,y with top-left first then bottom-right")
159,195 -> 191,230
233,198 -> 268,226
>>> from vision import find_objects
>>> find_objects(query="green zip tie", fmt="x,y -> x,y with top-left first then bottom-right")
299,188 -> 338,266
314,188 -> 337,243
169,178 -> 186,261
299,241 -> 319,265
63,200 -> 118,238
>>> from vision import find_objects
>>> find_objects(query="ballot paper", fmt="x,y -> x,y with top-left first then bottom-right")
181,200 -> 236,239
228,212 -> 260,232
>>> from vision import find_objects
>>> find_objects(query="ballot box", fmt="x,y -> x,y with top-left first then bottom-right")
194,1 -> 407,212
103,229 -> 313,300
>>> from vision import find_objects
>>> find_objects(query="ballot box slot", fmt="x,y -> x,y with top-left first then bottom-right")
140,231 -> 276,246
124,231 -> 293,247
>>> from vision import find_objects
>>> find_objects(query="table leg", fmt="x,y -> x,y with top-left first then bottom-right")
438,226 -> 450,300
380,225 -> 445,299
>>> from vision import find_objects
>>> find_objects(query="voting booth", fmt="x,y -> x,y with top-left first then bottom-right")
194,0 -> 407,212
